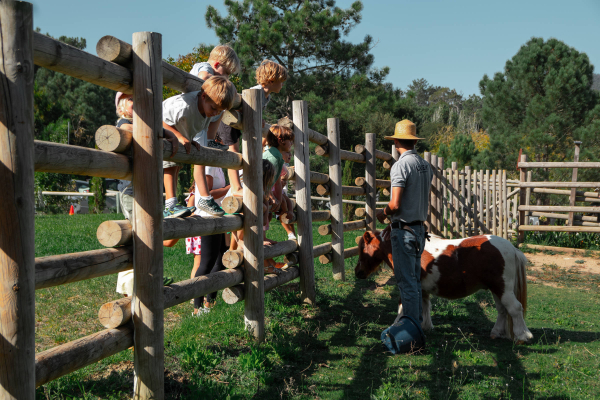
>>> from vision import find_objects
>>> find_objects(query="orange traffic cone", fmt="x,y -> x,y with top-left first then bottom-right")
69,205 -> 75,215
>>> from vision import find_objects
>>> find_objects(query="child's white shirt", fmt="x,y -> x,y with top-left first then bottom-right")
163,91 -> 221,146
190,62 -> 215,77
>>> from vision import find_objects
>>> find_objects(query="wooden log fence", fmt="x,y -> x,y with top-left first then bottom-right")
517,141 -> 600,240
4,6 -> 559,396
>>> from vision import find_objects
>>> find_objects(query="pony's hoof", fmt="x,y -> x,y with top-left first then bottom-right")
490,334 -> 499,340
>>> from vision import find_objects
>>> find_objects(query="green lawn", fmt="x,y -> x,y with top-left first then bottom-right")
35,214 -> 600,399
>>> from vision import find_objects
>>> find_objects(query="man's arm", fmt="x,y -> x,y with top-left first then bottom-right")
378,186 -> 403,223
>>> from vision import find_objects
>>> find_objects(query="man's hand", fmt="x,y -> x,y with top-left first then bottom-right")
377,210 -> 388,224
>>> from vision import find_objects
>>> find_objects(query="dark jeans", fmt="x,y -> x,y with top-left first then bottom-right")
193,233 -> 227,308
390,224 -> 426,325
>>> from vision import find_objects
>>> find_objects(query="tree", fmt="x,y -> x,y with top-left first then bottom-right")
476,37 -> 600,179
449,133 -> 478,168
206,0 -> 375,117
34,31 -> 116,212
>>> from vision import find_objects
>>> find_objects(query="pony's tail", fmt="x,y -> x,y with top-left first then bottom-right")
515,249 -> 528,317
506,249 -> 529,339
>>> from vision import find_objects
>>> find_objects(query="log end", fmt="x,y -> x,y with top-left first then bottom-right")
222,250 -> 244,269
315,145 -> 329,157
280,213 -> 297,224
98,297 -> 131,329
316,184 -> 329,196
222,285 -> 244,304
354,144 -> 365,154
97,220 -> 133,247
318,224 -> 331,236
318,254 -> 332,264
222,196 -> 243,214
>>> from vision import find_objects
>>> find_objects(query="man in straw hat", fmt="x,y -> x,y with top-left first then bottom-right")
378,119 -> 433,328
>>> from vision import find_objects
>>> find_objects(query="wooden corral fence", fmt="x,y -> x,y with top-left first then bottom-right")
517,141 -> 600,241
410,153 -> 515,240
0,3 -> 395,397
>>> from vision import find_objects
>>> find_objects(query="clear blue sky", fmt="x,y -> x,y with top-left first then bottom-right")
31,0 -> 599,96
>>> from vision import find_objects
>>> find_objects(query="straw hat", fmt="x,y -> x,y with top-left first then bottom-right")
384,119 -> 424,141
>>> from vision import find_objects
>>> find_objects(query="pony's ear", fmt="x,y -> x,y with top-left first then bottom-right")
363,231 -> 379,245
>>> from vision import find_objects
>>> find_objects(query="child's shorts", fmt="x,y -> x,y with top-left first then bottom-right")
185,236 -> 201,255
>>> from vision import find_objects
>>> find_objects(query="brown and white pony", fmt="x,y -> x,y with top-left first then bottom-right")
355,226 -> 533,343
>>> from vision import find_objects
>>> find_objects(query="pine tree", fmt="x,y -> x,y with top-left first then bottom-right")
205,0 -> 374,117
476,37 -> 600,177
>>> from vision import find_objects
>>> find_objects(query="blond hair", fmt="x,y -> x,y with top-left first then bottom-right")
202,76 -> 237,110
116,96 -> 132,120
209,45 -> 241,76
255,59 -> 288,86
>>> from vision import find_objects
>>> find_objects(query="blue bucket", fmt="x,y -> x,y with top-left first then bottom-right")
381,315 -> 425,354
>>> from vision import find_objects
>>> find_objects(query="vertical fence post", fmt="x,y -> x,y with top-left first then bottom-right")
131,31 -> 164,399
497,170 -> 503,238
436,156 -> 443,236
492,170 -> 497,236
472,170 -> 480,235
477,169 -> 485,227
293,101 -> 316,305
465,166 -> 472,236
430,154 -> 438,235
568,141 -> 581,227
518,154 -> 527,243
502,170 -> 508,239
513,192 -> 518,232
460,167 -> 465,238
451,167 -> 456,237
242,89 -> 265,341
0,2 -> 35,398
392,145 -> 399,161
451,162 -> 458,237
441,158 -> 448,238
424,152 -> 432,232
365,133 -> 377,233
485,170 -> 490,233
328,118 -> 345,281
525,171 -> 532,220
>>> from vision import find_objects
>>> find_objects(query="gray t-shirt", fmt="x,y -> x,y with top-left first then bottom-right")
390,149 -> 433,223
190,62 -> 215,77
163,91 -> 220,146
250,84 -> 270,110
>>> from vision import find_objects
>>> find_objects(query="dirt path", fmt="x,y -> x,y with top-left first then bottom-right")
525,251 -> 600,275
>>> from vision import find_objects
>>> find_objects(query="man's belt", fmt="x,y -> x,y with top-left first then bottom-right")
391,221 -> 431,250
391,221 -> 424,230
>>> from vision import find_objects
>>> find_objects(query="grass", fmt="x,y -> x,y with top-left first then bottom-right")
35,214 -> 600,399
523,231 -> 600,250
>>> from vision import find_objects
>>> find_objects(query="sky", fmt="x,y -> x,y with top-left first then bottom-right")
31,0 -> 599,97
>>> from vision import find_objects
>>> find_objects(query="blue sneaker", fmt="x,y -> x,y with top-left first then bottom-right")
207,139 -> 229,151
165,203 -> 192,219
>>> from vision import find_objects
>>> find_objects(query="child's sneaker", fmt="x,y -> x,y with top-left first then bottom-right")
192,308 -> 210,316
196,197 -> 225,216
165,203 -> 192,219
204,299 -> 216,309
207,139 -> 229,151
